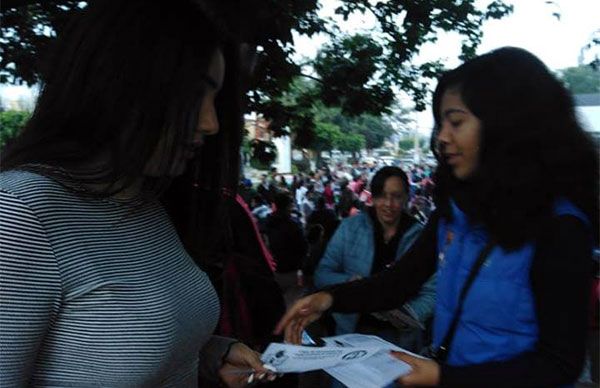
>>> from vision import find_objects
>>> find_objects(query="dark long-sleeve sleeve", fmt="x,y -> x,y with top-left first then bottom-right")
440,215 -> 593,387
327,212 -> 439,313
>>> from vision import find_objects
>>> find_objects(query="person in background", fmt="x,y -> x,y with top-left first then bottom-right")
336,179 -> 356,218
322,179 -> 335,209
264,193 -> 308,305
276,47 -> 598,387
257,173 -> 273,204
249,194 -> 272,231
307,196 -> 340,246
314,166 -> 435,352
237,176 -> 256,205
304,196 -> 340,283
295,180 -> 308,210
0,1 -> 273,386
300,184 -> 316,222
278,175 -> 289,191
313,170 -> 325,194
290,174 -> 300,199
348,176 -> 361,193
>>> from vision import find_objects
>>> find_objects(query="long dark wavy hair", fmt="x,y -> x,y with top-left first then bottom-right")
431,47 -> 599,249
1,0 -> 241,200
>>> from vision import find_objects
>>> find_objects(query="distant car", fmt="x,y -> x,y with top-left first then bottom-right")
362,156 -> 376,164
379,156 -> 396,166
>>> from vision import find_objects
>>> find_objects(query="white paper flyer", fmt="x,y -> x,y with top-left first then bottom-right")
260,333 -> 420,387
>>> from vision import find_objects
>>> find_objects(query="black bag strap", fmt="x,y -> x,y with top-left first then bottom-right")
435,241 -> 495,363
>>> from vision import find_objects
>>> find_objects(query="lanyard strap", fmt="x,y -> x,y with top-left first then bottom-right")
435,241 -> 495,363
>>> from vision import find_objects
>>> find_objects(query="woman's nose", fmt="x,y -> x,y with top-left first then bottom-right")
436,122 -> 452,144
435,123 -> 452,153
194,99 -> 219,143
199,107 -> 219,136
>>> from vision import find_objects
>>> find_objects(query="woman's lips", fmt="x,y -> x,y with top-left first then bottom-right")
444,153 -> 461,164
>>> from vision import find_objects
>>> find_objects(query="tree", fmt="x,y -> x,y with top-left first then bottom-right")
281,85 -> 366,157
312,121 -> 342,154
398,138 -> 415,153
558,65 -> 600,94
349,114 -> 395,150
1,0 -> 512,141
1,1 -> 86,85
314,34 -> 394,117
310,102 -> 396,151
0,110 -> 31,147
310,121 -> 342,167
336,132 -> 365,156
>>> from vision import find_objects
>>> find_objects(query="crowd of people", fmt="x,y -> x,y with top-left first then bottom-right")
1,0 -> 598,387
241,161 -> 436,228
237,162 -> 437,290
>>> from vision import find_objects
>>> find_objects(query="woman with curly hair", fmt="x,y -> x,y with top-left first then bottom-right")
276,47 -> 598,387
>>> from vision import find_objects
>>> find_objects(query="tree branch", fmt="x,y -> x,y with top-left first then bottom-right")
298,73 -> 323,84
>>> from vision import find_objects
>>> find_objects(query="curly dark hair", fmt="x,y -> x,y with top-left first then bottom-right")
430,47 -> 599,249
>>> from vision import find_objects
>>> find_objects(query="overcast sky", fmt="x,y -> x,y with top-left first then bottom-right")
294,0 -> 599,70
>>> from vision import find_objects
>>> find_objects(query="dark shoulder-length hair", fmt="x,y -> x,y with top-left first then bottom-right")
1,0 -> 241,201
430,47 -> 599,249
370,166 -> 410,197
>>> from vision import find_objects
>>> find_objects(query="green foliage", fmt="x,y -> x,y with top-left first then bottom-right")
278,77 -> 399,152
336,132 -> 365,153
314,34 -> 394,116
399,136 -> 430,153
398,138 -> 415,152
312,121 -> 342,152
348,114 -> 394,150
0,110 -> 31,147
558,65 -> 600,94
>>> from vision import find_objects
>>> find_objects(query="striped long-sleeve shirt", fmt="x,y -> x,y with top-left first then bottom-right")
0,170 -> 233,387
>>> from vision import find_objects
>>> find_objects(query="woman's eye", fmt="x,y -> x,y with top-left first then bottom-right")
450,121 -> 461,127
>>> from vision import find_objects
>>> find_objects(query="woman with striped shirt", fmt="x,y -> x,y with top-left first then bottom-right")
0,1 -> 272,386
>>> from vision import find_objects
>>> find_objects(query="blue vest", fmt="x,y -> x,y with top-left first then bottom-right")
433,199 -> 589,366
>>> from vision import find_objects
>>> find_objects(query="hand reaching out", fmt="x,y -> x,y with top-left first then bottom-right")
273,291 -> 333,344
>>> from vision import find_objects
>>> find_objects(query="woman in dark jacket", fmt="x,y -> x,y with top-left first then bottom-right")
276,47 -> 598,387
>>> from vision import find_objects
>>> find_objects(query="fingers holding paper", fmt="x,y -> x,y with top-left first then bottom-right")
391,351 -> 440,387
219,342 -> 276,387
274,291 -> 333,344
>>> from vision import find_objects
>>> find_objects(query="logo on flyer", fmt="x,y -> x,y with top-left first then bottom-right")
267,350 -> 289,366
342,350 -> 368,360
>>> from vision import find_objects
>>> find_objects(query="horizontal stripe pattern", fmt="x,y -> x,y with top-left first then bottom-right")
1,171 -> 220,387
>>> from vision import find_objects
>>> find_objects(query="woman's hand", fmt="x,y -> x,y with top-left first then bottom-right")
391,351 -> 440,386
219,343 -> 275,387
273,291 -> 333,344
